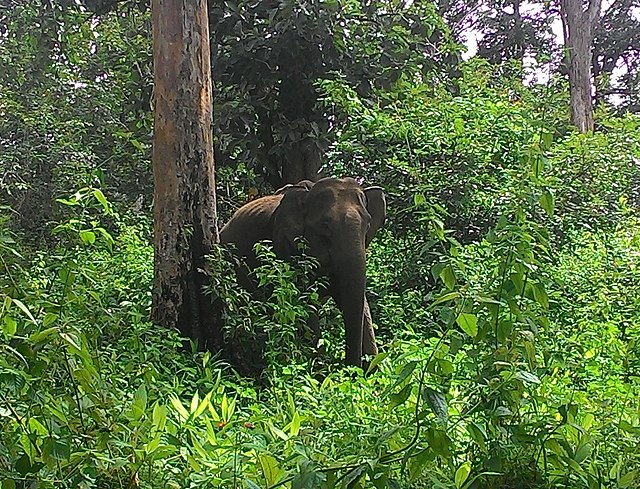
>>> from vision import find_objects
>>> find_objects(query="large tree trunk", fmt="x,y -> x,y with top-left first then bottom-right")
560,0 -> 602,133
152,0 -> 220,348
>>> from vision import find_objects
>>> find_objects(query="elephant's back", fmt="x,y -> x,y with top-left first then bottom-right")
219,194 -> 283,254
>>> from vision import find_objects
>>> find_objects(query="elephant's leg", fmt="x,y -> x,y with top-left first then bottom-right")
362,296 -> 378,356
307,312 -> 321,348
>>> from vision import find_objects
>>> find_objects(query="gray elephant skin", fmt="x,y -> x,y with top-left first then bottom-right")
219,177 -> 386,368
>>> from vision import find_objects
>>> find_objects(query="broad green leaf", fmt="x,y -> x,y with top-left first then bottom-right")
2,316 -> 16,337
440,265 -> 456,289
389,384 -> 412,410
619,470 -> 637,488
153,403 -> 167,431
29,327 -> 58,344
539,190 -> 554,217
187,454 -> 201,472
266,422 -> 289,441
2,479 -> 16,489
193,391 -> 212,419
258,453 -> 283,486
413,192 -> 426,206
42,438 -> 70,461
79,230 -> 96,245
384,360 -> 417,397
455,462 -> 471,489
422,387 -> 448,424
42,312 -> 58,327
292,470 -> 326,489
574,442 -> 592,463
467,422 -> 486,451
456,313 -> 478,337
59,331 -> 81,351
532,282 -> 549,309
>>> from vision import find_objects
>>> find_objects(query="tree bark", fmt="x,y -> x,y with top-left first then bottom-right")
151,0 -> 220,347
560,0 -> 602,133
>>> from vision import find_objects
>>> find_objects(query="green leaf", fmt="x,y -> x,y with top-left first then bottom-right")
79,230 -> 96,245
153,403 -> 167,431
292,467 -> 326,489
42,438 -> 70,461
11,298 -> 37,325
145,433 -> 162,455
619,470 -> 637,488
389,384 -> 412,410
384,361 -> 417,397
131,384 -> 147,421
440,265 -> 457,289
456,313 -> 478,337
187,454 -> 202,472
539,190 -> 554,217
431,291 -> 461,307
2,316 -> 17,337
92,189 -> 111,213
422,387 -> 448,424
266,422 -> 289,441
454,462 -> 471,489
574,443 -> 592,463
193,391 -> 212,419
532,282 -> 549,309
467,422 -> 486,451
258,453 -> 283,486
190,391 -> 200,414
515,370 -> 540,385
170,396 -> 190,421
289,410 -> 301,436
366,351 -> 388,375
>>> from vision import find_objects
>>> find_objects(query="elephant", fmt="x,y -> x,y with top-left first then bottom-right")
219,177 -> 386,368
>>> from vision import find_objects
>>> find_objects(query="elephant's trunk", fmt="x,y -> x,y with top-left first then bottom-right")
332,240 -> 366,367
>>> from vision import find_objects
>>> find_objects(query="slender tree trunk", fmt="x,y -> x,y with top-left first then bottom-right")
152,0 -> 221,348
560,0 -> 602,133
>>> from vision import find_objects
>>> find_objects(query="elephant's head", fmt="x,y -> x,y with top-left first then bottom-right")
272,177 -> 386,366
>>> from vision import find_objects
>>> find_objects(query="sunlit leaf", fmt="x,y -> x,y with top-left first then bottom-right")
456,313 -> 478,337
454,462 -> 471,489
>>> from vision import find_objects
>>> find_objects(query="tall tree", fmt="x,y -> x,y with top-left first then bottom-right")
209,0 -> 458,189
592,0 -> 640,112
560,0 -> 602,132
151,0 -> 220,347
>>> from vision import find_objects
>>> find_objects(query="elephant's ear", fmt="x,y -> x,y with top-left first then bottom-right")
272,185 -> 309,259
364,186 -> 386,246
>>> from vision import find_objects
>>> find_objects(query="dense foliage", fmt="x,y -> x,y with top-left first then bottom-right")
2,1 -> 640,488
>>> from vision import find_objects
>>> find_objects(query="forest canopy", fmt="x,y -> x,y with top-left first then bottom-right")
1,0 -> 639,488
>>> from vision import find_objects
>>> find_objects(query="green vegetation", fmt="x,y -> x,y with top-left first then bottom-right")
2,2 -> 640,488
